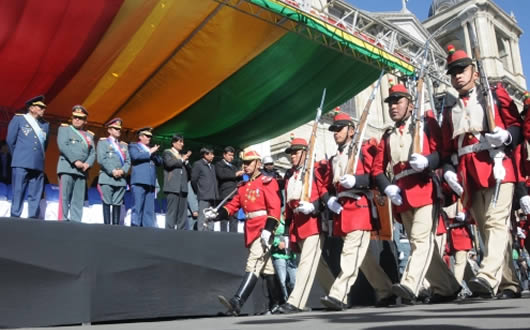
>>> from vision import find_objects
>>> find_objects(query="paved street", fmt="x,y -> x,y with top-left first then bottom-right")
22,294 -> 530,330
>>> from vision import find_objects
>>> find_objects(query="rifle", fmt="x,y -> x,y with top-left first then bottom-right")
411,42 -> 430,154
468,21 -> 504,207
346,70 -> 385,174
300,88 -> 326,202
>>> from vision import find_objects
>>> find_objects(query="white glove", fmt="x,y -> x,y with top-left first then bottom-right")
517,227 -> 527,239
327,196 -> 343,214
485,127 -> 510,148
520,195 -> 530,215
203,207 -> 218,220
443,171 -> 463,196
409,153 -> 428,172
260,229 -> 272,249
384,184 -> 403,206
339,174 -> 356,189
295,201 -> 315,215
455,211 -> 466,222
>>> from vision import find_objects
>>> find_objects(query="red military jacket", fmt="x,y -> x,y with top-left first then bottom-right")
319,141 -> 376,236
372,110 -> 441,213
284,161 -> 324,242
448,214 -> 473,253
440,84 -> 521,193
223,173 -> 281,247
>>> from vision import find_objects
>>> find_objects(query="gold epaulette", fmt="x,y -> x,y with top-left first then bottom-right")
15,113 -> 23,116
120,141 -> 128,145
99,137 -> 107,140
87,130 -> 94,136
61,123 -> 69,127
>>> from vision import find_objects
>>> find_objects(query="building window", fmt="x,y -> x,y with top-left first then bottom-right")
495,28 -> 513,73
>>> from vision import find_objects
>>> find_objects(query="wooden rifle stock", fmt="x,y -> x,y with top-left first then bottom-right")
346,70 -> 385,174
301,88 -> 326,202
411,43 -> 430,154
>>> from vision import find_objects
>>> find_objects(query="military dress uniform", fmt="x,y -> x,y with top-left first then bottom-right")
440,46 -> 522,297
212,150 -> 282,316
129,127 -> 162,227
372,84 -> 461,301
57,105 -> 95,222
97,118 -> 130,225
279,138 -> 334,313
312,114 -> 396,310
6,95 -> 50,218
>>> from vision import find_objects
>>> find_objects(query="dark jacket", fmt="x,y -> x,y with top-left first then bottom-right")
191,158 -> 219,201
162,148 -> 190,194
129,143 -> 162,187
215,159 -> 241,200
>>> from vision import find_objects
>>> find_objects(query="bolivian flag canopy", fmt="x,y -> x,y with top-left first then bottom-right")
0,0 -> 413,147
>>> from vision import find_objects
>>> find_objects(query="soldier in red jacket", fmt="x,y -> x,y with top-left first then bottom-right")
312,113 -> 395,310
277,137 -> 335,314
372,83 -> 461,303
205,150 -> 282,315
440,46 -> 523,298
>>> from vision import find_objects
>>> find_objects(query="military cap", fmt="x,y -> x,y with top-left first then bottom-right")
25,95 -> 47,108
446,44 -> 473,74
384,82 -> 412,103
72,105 -> 88,118
105,117 -> 122,129
137,127 -> 153,137
285,137 -> 308,154
329,112 -> 354,131
262,156 -> 274,164
242,150 -> 261,161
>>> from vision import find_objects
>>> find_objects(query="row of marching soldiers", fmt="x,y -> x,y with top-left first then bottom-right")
205,45 -> 530,315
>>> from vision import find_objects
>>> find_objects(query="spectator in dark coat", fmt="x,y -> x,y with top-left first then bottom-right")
215,146 -> 244,232
191,146 -> 219,231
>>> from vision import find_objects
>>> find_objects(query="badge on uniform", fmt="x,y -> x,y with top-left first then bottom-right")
22,125 -> 32,136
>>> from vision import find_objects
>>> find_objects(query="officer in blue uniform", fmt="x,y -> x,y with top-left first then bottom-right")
6,95 -> 50,218
97,118 -> 130,225
129,127 -> 161,227
57,105 -> 95,222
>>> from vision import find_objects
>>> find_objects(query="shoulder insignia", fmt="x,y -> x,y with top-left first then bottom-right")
99,137 -> 107,141
61,123 -> 69,127
87,130 -> 94,136
261,175 -> 273,184
15,113 -> 24,116
120,141 -> 128,145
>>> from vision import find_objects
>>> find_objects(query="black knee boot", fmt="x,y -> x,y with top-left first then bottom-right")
103,203 -> 111,225
218,272 -> 258,316
264,274 -> 284,314
112,205 -> 121,225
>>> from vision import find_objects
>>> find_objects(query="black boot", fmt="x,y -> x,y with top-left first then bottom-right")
264,274 -> 284,314
112,205 -> 121,225
103,203 -> 111,225
218,272 -> 258,316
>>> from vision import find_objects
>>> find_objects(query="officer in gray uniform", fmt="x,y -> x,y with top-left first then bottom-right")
6,95 -> 50,218
97,118 -> 130,225
57,105 -> 95,222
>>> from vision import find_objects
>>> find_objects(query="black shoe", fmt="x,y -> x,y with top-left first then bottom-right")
392,284 -> 416,301
496,289 -> 522,300
278,303 -> 302,314
375,295 -> 397,307
320,295 -> 347,311
428,292 -> 458,304
468,277 -> 494,298
218,295 -> 241,316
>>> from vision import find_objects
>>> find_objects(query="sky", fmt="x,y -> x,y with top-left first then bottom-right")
347,0 -> 529,85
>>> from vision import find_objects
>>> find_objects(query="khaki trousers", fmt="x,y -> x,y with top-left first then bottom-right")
245,238 -> 275,276
287,234 -> 335,309
435,233 -> 447,257
468,183 -> 513,294
401,204 -> 460,296
453,250 -> 468,284
328,230 -> 393,304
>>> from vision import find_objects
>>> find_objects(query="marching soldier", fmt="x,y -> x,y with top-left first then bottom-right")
318,113 -> 395,310
129,127 -> 162,227
7,95 -> 50,218
278,137 -> 334,314
57,105 -> 95,222
97,118 -> 130,225
205,150 -> 282,316
372,83 -> 461,303
440,46 -> 522,298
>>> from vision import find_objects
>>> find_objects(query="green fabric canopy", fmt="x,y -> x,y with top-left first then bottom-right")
155,32 -> 382,147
